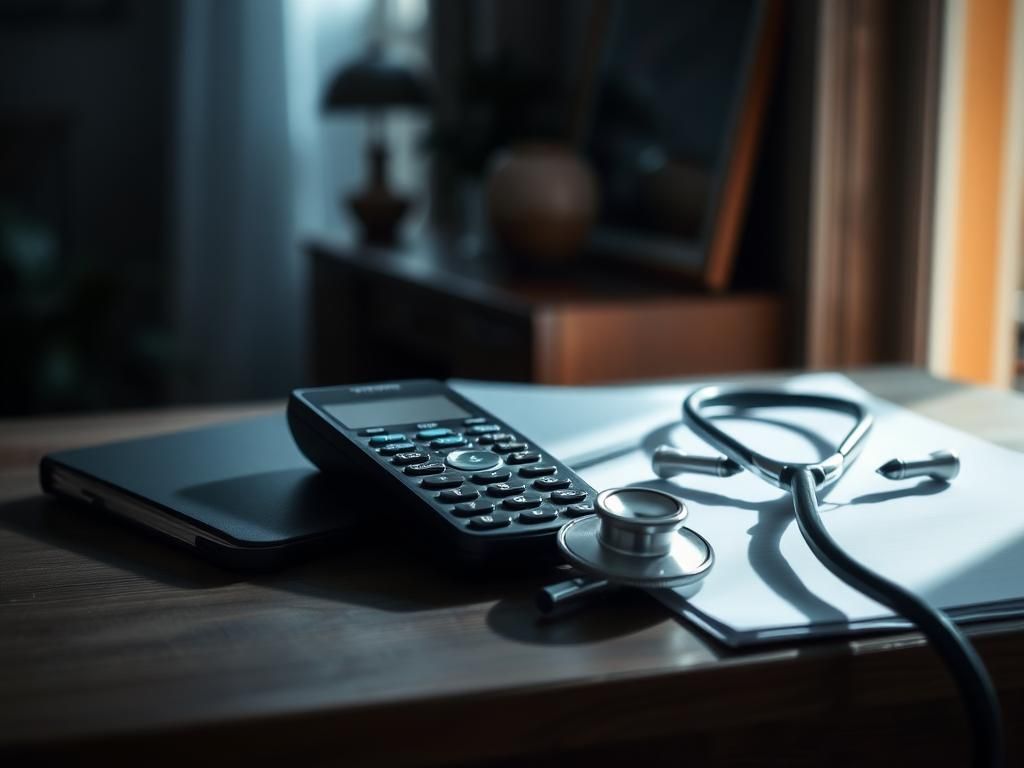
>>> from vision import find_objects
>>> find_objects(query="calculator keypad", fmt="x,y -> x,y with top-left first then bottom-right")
361,411 -> 594,539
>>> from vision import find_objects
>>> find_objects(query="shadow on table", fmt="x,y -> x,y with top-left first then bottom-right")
485,586 -> 668,645
0,493 -> 565,616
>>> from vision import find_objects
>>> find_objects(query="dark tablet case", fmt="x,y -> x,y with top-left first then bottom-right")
39,414 -> 361,569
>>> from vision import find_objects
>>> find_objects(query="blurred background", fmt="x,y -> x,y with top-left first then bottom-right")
1,0 -> 1022,417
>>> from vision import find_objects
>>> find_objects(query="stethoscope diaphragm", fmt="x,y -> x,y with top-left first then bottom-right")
557,487 -> 714,589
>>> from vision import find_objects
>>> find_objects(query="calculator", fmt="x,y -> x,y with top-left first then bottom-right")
287,380 -> 597,563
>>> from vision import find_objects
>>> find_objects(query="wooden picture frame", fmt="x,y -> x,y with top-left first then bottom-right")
585,0 -> 783,291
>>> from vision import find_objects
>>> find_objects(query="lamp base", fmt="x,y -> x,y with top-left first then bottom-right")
347,186 -> 410,248
346,140 -> 410,248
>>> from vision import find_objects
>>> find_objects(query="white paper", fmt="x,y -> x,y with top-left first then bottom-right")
452,374 -> 1024,646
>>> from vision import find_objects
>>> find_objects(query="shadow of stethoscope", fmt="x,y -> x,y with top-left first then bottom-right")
572,410 -> 951,628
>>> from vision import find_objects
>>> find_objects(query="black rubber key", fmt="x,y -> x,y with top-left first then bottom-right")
472,469 -> 512,484
437,487 -> 480,503
564,503 -> 595,518
486,482 -> 527,498
451,500 -> 495,518
404,462 -> 445,476
517,506 -> 559,524
507,452 -> 540,465
533,476 -> 571,491
519,465 -> 557,478
501,494 -> 543,510
392,451 -> 430,466
550,488 -> 588,504
379,441 -> 416,456
420,474 -> 465,489
468,513 -> 512,530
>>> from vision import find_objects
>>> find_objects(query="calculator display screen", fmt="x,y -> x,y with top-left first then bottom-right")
324,395 -> 471,429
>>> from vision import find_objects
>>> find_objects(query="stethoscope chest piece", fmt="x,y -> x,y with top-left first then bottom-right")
557,487 -> 714,589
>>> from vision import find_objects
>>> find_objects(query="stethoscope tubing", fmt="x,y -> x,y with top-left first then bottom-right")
789,467 -> 1003,767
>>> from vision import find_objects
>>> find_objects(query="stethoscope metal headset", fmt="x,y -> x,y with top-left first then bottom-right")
544,385 -> 1002,768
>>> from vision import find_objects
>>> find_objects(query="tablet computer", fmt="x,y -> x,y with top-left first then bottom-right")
39,414 -> 363,569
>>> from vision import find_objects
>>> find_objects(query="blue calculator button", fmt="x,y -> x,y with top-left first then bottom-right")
430,435 -> 467,449
463,417 -> 488,426
468,424 -> 502,435
369,433 -> 405,445
417,427 -> 453,440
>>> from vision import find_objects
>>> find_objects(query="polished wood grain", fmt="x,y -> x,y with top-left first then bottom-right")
1,369 -> 1023,766
806,1 -> 942,369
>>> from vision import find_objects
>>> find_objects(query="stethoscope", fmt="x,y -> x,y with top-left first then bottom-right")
540,386 -> 1002,768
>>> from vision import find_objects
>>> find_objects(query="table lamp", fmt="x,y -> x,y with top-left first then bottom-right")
323,49 -> 429,247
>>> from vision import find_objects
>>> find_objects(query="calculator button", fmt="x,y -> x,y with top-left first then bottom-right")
391,451 -> 430,466
519,465 -> 557,478
533,476 -> 571,491
378,441 -> 416,456
463,417 -> 487,425
417,427 -> 453,440
404,462 -> 446,476
370,433 -> 406,445
471,468 -> 512,484
446,450 -> 501,471
517,505 -> 559,524
420,474 -> 465,489
431,435 -> 467,449
359,427 -> 386,436
468,513 -> 512,530
438,487 -> 480,503
477,432 -> 513,444
507,451 -> 540,465
493,441 -> 527,454
451,500 -> 495,518
550,488 -> 588,504
502,494 -> 543,510
468,424 -> 502,435
486,482 -> 527,498
565,503 -> 596,518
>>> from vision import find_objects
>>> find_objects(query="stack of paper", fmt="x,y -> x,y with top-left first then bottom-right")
453,373 -> 1024,647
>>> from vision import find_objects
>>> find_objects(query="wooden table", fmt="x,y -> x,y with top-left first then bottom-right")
2,368 -> 1023,766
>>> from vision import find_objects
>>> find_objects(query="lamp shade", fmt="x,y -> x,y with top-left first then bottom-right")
323,52 -> 429,111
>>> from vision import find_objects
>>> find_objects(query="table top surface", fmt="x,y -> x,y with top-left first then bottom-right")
307,237 -> 781,309
3,367 -> 1024,763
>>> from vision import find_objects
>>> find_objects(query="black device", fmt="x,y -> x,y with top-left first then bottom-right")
287,380 -> 598,563
40,415 -> 364,569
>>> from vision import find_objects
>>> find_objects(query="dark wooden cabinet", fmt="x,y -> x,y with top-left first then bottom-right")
308,239 -> 790,385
